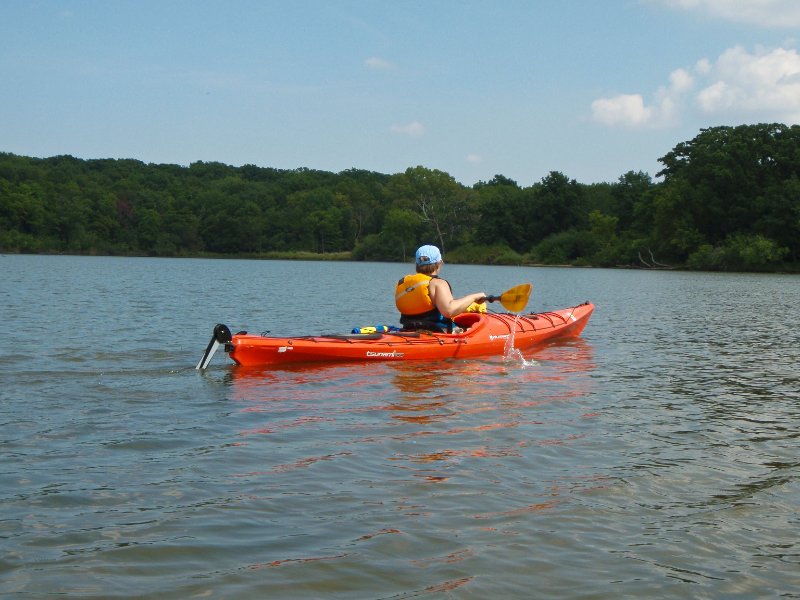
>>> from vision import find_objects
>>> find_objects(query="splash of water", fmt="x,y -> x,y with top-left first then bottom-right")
503,314 -> 537,368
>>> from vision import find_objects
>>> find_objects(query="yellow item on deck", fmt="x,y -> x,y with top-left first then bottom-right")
465,301 -> 487,313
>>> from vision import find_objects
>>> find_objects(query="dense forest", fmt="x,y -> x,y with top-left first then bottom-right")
1,123 -> 799,272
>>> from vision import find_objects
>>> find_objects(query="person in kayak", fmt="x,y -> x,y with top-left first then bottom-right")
395,244 -> 487,332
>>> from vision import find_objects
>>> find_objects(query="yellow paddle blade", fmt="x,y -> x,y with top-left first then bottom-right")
498,283 -> 532,313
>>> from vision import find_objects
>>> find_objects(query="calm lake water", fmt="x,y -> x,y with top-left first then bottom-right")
1,255 -> 798,599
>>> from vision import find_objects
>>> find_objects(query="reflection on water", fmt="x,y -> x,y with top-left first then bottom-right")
214,340 -> 608,596
2,256 -> 799,598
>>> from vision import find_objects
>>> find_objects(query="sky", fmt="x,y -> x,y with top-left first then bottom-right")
2,0 -> 800,187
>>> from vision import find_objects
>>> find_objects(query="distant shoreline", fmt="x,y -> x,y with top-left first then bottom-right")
4,250 -> 798,274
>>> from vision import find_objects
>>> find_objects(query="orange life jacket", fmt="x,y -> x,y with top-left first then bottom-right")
395,274 -> 453,332
395,273 -> 434,315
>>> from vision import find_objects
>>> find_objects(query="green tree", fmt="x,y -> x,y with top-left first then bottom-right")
526,171 -> 584,246
657,123 -> 800,260
613,171 -> 654,232
587,210 -> 619,266
473,175 -> 526,250
387,166 -> 470,253
382,208 -> 422,261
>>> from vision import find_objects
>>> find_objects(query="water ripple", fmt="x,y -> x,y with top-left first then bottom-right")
1,257 -> 799,598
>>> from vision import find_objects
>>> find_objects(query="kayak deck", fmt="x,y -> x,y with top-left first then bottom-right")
218,302 -> 594,367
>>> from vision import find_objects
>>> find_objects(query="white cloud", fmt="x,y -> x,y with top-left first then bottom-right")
390,121 -> 426,136
592,67 -> 689,128
592,44 -> 800,128
697,46 -> 800,117
365,57 -> 394,70
591,94 -> 654,127
466,153 -> 483,164
669,68 -> 694,93
695,58 -> 712,75
697,81 -> 738,113
656,0 -> 800,28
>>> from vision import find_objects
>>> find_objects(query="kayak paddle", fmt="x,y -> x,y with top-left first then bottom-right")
483,283 -> 532,313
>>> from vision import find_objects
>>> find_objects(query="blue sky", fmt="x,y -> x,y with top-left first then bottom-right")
2,0 -> 800,186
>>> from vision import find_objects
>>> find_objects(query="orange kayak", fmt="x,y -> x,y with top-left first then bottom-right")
199,303 -> 594,368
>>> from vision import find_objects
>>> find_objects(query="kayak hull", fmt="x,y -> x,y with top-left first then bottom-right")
224,302 -> 594,367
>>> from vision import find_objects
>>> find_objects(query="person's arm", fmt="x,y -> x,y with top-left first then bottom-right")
429,279 -> 486,318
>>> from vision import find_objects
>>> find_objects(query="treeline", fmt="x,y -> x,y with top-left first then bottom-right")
1,123 -> 798,271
